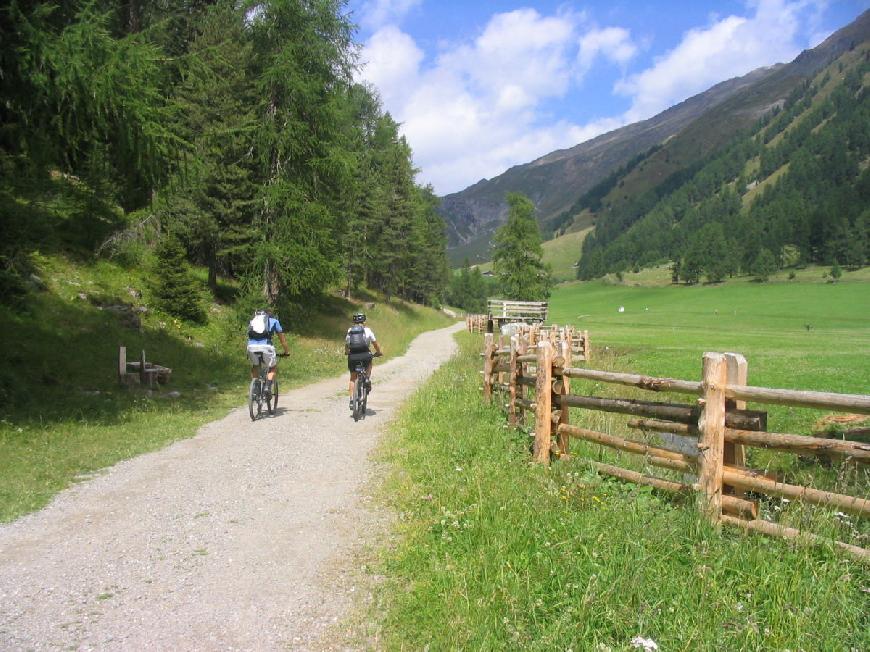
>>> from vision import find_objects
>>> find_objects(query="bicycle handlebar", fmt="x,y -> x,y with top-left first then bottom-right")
277,352 -> 290,358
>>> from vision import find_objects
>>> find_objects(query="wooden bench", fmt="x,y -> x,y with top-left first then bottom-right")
118,347 -> 172,387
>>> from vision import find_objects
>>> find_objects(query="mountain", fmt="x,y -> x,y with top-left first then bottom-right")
576,27 -> 869,281
441,10 -> 870,265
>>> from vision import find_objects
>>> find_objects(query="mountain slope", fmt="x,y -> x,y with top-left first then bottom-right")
442,10 -> 870,265
576,38 -> 870,281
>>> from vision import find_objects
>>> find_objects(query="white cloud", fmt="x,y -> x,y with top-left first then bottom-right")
356,0 -> 826,195
358,0 -> 421,30
358,8 -> 629,193
616,0 -> 807,122
577,27 -> 638,78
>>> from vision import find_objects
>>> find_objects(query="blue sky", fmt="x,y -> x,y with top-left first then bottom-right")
348,0 -> 868,195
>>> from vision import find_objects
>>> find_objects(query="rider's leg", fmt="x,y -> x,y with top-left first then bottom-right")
348,371 -> 357,396
267,366 -> 277,381
250,365 -> 259,380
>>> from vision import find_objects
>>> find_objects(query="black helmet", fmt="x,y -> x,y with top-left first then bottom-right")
352,312 -> 366,323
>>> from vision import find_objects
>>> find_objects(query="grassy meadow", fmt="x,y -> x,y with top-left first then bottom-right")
368,332 -> 869,651
0,253 -> 451,522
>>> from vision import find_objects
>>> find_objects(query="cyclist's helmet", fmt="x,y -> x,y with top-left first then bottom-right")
352,312 -> 366,323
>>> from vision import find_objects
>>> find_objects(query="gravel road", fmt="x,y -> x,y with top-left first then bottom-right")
0,321 -> 464,651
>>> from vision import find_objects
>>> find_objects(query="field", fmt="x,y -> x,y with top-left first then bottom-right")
367,331 -> 870,650
0,253 -> 451,522
547,278 -> 869,400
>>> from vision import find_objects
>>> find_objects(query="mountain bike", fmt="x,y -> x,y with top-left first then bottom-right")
351,352 -> 381,422
249,352 -> 289,421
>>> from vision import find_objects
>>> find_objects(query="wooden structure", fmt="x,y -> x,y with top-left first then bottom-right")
466,314 -> 487,333
118,346 -> 172,387
486,299 -> 548,332
480,330 -> 870,560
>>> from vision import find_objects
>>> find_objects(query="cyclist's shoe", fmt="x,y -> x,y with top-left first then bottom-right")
349,398 -> 353,410
365,380 -> 372,392
264,380 -> 272,395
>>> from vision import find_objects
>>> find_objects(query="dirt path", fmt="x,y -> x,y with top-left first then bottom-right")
0,322 -> 464,651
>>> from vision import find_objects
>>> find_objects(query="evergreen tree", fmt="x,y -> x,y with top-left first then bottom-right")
492,193 -> 552,300
752,248 -> 777,282
153,233 -> 205,323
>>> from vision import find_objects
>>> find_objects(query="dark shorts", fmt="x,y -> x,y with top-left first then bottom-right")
348,352 -> 373,373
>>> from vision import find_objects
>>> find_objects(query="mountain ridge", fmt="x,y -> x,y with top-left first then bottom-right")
441,10 -> 870,265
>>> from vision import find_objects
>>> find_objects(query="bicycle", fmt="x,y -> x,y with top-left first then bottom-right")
248,352 -> 289,421
351,351 -> 381,422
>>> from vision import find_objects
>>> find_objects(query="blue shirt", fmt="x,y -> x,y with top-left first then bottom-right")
248,317 -> 283,346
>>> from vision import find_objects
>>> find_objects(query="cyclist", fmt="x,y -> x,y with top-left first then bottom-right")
345,312 -> 382,409
246,309 -> 290,394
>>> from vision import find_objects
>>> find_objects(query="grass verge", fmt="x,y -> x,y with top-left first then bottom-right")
369,332 -> 869,651
0,252 -> 452,522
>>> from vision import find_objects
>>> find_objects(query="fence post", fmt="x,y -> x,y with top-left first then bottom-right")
534,340 -> 553,463
724,352 -> 748,500
583,330 -> 590,362
509,335 -> 518,427
556,327 -> 573,458
517,332 -> 528,427
483,333 -> 494,403
697,352 -> 728,525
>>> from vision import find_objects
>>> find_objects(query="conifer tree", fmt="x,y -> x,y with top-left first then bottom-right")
153,233 -> 205,323
492,193 -> 551,300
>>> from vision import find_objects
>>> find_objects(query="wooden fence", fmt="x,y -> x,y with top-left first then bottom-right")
466,314 -> 487,333
480,329 -> 870,560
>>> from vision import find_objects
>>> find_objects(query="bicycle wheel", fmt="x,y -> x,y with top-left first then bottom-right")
353,376 -> 364,421
269,379 -> 278,415
248,379 -> 259,421
360,375 -> 368,420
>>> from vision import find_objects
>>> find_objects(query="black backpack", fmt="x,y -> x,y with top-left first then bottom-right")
347,325 -> 369,353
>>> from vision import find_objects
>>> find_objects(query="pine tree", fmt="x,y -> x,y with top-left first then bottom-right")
492,193 -> 552,300
153,233 -> 205,323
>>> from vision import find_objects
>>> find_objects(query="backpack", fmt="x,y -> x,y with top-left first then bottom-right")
347,325 -> 369,353
248,311 -> 273,341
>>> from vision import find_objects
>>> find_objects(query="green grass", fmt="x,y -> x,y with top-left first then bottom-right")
0,252 -> 451,522
369,333 -> 869,650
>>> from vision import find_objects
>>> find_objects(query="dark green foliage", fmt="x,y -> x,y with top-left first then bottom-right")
152,234 -> 205,323
446,260 -> 491,313
1,0 -> 447,311
576,55 -> 870,280
492,193 -> 552,300
752,248 -> 777,282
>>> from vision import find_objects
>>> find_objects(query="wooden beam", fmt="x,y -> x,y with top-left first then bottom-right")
533,340 -> 553,464
558,424 -> 695,466
725,385 -> 870,415
697,352 -> 727,525
557,394 -> 766,431
721,515 -> 870,562
483,334 -> 494,403
725,428 -> 870,461
509,335 -> 518,427
560,367 -> 701,395
628,418 -> 693,435
588,461 -> 690,494
722,467 -> 870,517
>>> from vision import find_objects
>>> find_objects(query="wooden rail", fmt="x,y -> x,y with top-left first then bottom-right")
479,329 -> 870,561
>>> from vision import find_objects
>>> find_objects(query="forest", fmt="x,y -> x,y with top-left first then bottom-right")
0,0 -> 448,317
576,56 -> 870,283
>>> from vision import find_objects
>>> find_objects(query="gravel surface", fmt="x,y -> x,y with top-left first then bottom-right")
0,322 -> 464,651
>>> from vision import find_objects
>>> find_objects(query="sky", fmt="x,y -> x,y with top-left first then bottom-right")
347,0 -> 868,196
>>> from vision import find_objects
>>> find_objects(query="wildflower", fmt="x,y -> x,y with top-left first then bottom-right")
630,636 -> 658,651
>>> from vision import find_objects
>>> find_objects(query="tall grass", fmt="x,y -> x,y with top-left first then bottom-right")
370,333 -> 869,651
